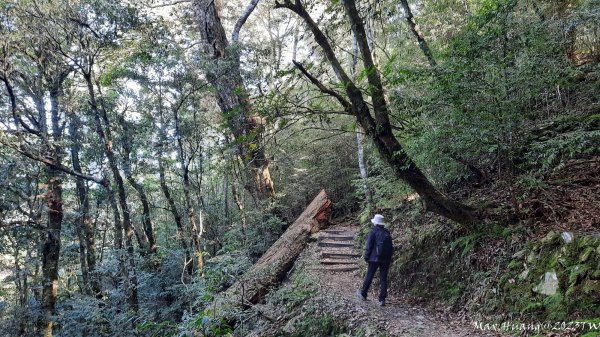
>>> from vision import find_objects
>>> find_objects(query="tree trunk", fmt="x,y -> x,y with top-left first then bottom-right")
105,181 -> 129,289
173,107 -> 204,274
39,165 -> 62,337
156,124 -> 193,276
38,88 -> 63,337
205,190 -> 331,321
350,33 -> 374,210
13,244 -> 29,336
192,0 -> 275,200
84,71 -> 139,311
276,0 -> 478,227
119,116 -> 156,254
68,112 -> 101,296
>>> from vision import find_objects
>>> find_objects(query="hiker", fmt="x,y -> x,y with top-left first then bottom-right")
357,214 -> 394,306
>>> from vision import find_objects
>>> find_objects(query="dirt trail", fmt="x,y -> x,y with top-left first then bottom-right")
300,224 -> 507,337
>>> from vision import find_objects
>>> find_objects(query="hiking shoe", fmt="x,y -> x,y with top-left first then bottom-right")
356,290 -> 366,301
378,300 -> 385,307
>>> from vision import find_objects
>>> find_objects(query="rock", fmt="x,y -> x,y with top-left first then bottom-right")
533,271 -> 559,296
561,232 -> 574,244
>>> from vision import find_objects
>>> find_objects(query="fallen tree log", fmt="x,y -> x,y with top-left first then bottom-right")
204,190 -> 331,320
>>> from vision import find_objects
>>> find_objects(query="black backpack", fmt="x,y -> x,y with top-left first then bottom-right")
374,227 -> 394,260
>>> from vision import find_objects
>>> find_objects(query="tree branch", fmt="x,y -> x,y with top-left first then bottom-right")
1,140 -> 107,186
0,76 -> 41,135
341,0 -> 392,130
232,0 -> 260,43
292,60 -> 351,112
275,0 -> 353,87
68,17 -> 101,39
275,0 -> 378,132
400,0 -> 437,66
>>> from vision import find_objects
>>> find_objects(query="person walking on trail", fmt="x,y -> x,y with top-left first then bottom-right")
357,214 -> 394,306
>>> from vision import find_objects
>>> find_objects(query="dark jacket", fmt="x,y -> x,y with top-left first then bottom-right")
364,225 -> 392,263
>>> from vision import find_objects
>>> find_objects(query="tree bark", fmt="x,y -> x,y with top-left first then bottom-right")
276,0 -> 478,226
192,0 -> 275,201
105,180 -> 128,281
232,0 -> 261,43
205,190 -> 331,320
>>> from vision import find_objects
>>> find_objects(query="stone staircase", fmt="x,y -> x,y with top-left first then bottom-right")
316,228 -> 360,272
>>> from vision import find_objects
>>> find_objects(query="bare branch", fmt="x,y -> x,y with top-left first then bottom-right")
275,0 -> 378,132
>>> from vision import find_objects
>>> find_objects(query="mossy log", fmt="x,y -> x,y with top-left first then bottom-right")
203,190 -> 331,320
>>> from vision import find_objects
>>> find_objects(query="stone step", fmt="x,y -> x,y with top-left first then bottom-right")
321,252 -> 362,259
318,266 -> 360,272
318,241 -> 355,248
318,235 -> 355,241
322,229 -> 354,235
320,259 -> 358,265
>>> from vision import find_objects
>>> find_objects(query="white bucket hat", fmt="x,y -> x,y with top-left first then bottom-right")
371,214 -> 385,226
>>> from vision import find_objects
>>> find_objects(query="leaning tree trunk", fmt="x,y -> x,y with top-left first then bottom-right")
276,0 -> 478,227
203,190 -> 331,323
192,0 -> 275,201
399,0 -> 437,67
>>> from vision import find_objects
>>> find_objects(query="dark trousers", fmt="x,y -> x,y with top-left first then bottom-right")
360,261 -> 391,301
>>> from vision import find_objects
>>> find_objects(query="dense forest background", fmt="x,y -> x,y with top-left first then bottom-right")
0,0 -> 599,336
